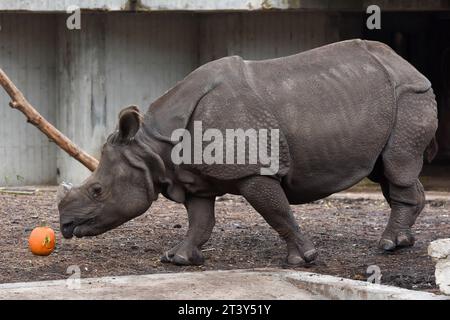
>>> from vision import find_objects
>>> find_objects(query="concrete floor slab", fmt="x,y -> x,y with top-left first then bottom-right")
0,269 -> 446,300
330,191 -> 450,202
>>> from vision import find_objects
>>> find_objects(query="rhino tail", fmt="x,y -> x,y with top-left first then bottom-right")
425,136 -> 438,164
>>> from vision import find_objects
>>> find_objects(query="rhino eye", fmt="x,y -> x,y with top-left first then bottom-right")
90,184 -> 103,198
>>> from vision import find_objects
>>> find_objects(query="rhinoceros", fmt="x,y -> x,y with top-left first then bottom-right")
58,39 -> 438,266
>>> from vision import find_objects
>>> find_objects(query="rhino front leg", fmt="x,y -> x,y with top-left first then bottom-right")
238,176 -> 317,265
161,196 -> 215,265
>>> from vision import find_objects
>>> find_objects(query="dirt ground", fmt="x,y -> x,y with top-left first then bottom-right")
0,186 -> 449,293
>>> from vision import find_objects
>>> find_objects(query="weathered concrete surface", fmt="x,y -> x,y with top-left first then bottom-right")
0,14 -> 58,186
55,13 -> 199,184
285,270 -> 446,300
0,269 -> 445,300
331,191 -> 450,202
429,239 -> 450,260
428,239 -> 450,295
435,260 -> 450,295
0,0 -> 334,12
0,0 -> 449,12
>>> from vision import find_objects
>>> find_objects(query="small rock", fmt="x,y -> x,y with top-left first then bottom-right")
428,238 -> 450,296
428,239 -> 450,259
173,224 -> 182,229
435,259 -> 450,295
131,245 -> 139,250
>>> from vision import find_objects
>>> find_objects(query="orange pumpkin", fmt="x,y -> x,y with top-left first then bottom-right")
28,227 -> 56,256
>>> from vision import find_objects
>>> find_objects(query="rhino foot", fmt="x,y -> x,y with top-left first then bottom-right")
286,237 -> 318,266
160,242 -> 205,266
379,229 -> 415,251
287,248 -> 318,266
377,180 -> 424,252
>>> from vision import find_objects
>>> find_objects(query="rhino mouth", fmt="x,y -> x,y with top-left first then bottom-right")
61,222 -> 75,239
61,217 -> 95,239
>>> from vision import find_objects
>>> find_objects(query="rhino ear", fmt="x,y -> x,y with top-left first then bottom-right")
118,105 -> 143,141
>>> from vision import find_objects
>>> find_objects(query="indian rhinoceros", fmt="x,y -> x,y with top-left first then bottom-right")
58,39 -> 438,266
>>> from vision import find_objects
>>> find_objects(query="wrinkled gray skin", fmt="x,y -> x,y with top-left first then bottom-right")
59,40 -> 438,266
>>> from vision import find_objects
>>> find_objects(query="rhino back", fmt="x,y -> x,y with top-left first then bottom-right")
362,40 -> 431,94
150,40 -> 429,201
241,39 -> 398,199
185,40 -> 397,193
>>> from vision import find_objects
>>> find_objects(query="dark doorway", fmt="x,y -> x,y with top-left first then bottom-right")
362,12 -> 450,190
363,12 -> 450,163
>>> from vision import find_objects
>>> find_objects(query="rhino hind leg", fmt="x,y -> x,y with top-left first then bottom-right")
376,89 -> 437,251
161,196 -> 215,265
377,180 -> 425,251
238,176 -> 317,265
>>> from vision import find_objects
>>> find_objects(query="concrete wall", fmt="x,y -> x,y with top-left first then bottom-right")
0,14 -> 57,186
0,11 -> 360,186
0,0 -> 448,12
199,12 -> 341,63
56,13 -> 199,183
59,11 -> 357,185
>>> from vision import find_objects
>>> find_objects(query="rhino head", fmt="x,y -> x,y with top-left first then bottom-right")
58,106 -> 169,239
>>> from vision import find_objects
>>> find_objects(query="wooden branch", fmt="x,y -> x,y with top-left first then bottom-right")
0,67 -> 99,172
0,187 -> 36,195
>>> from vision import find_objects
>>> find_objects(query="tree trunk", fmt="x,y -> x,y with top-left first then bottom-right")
0,67 -> 99,171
